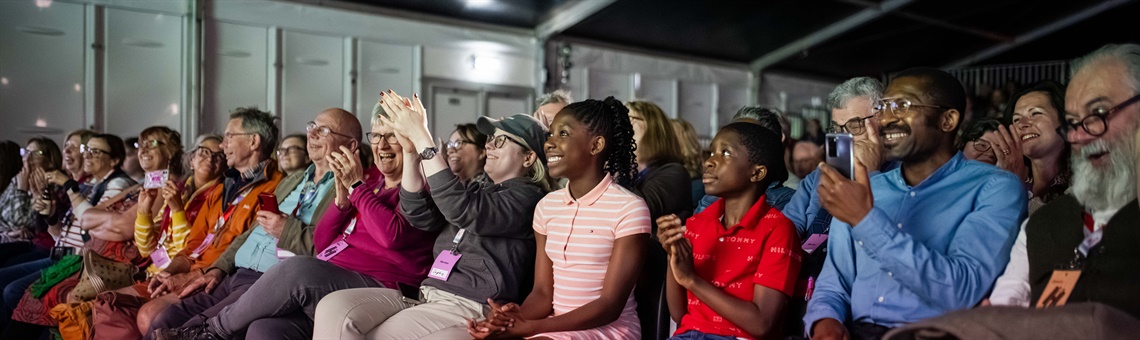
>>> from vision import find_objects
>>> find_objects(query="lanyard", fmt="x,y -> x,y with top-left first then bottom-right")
449,229 -> 467,254
216,190 -> 251,233
290,175 -> 320,218
1066,212 -> 1106,268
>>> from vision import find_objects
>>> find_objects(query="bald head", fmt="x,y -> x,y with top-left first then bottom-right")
792,140 -> 823,179
320,108 -> 362,141
309,108 -> 361,168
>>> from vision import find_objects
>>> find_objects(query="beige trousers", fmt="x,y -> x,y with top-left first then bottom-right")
312,285 -> 488,339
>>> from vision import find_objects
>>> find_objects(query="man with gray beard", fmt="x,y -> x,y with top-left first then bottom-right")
986,44 -> 1140,318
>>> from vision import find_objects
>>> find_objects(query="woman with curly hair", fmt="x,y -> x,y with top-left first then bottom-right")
469,97 -> 650,339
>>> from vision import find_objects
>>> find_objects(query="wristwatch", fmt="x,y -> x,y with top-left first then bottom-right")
418,147 -> 438,160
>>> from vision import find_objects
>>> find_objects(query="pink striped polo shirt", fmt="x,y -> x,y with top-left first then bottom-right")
533,175 -> 650,338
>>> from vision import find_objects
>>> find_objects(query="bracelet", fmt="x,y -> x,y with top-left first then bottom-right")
62,179 -> 80,194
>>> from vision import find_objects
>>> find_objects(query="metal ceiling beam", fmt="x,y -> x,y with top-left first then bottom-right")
946,0 -> 1134,68
535,0 -> 618,39
749,0 -> 915,71
837,0 -> 1011,42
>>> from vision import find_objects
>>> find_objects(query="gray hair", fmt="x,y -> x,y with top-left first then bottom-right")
537,89 -> 573,106
827,77 -> 884,111
370,101 -> 388,126
1071,43 -> 1140,92
229,107 -> 279,159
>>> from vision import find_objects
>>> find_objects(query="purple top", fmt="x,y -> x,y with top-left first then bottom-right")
313,167 -> 438,287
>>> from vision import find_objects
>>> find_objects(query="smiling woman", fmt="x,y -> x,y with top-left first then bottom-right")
1003,81 -> 1071,212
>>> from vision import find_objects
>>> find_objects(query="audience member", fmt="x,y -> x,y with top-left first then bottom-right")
695,106 -> 794,213
957,119 -> 1001,165
671,118 -> 706,208
314,92 -> 550,338
0,141 -> 26,243
1001,81 -> 1072,213
657,122 -> 800,339
0,137 -> 63,261
276,134 -> 311,176
792,140 -> 824,180
804,118 -> 826,146
469,97 -> 647,339
988,44 -> 1140,317
532,89 -> 573,128
805,67 -> 1027,339
134,108 -> 284,335
61,130 -> 96,182
446,123 -> 488,185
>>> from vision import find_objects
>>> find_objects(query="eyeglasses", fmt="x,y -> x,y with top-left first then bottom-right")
489,134 -> 527,150
1060,92 -> 1140,140
873,98 -> 952,118
80,145 -> 110,157
826,116 -> 876,135
366,132 -> 398,145
276,145 -> 306,157
192,146 -> 225,161
20,148 -> 44,157
446,139 -> 475,151
223,132 -> 255,142
136,139 -> 165,150
306,122 -> 353,140
970,138 -> 992,153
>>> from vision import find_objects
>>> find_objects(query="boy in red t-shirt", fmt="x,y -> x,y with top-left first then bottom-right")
657,122 -> 802,339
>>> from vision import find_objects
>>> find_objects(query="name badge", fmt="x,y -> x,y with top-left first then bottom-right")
427,251 -> 462,281
190,234 -> 215,259
316,241 -> 349,261
150,246 -> 172,269
276,248 -> 296,260
1036,269 -> 1081,308
802,234 -> 828,254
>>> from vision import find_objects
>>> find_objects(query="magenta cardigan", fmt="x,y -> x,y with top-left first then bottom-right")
312,167 -> 438,287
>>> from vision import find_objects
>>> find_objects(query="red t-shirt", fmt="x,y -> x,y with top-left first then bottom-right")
674,196 -> 801,339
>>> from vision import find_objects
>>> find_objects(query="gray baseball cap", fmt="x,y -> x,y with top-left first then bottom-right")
477,114 -> 548,165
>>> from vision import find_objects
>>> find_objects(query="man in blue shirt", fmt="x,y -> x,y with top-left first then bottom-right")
805,68 -> 1027,340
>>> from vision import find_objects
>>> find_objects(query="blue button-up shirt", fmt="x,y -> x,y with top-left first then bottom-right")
234,165 -> 334,272
803,153 -> 1026,331
784,160 -> 902,240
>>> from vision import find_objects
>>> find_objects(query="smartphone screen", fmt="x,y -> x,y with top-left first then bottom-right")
825,133 -> 855,180
258,193 -> 280,214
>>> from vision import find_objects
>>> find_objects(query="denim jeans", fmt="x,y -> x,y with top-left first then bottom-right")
0,258 -> 53,329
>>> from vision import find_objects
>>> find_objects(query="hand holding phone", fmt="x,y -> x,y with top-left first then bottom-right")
825,133 -> 855,180
258,193 -> 280,214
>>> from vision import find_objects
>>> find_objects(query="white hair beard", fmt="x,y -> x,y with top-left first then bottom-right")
1070,124 -> 1139,211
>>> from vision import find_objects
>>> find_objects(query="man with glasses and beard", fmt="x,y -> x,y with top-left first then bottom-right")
985,44 -> 1140,316
804,68 -> 1027,340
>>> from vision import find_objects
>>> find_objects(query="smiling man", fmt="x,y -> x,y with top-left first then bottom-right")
804,68 -> 1027,339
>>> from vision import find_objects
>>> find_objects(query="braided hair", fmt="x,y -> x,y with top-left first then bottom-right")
562,96 -> 639,189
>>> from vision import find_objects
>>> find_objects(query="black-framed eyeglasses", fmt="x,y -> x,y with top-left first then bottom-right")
1060,92 -> 1140,140
136,139 -> 165,150
80,145 -> 110,157
366,132 -> 398,145
307,122 -> 353,140
873,98 -> 952,118
20,148 -> 45,157
489,134 -> 527,150
276,145 -> 306,157
223,132 -> 255,142
192,146 -> 225,161
826,116 -> 875,135
446,139 -> 475,151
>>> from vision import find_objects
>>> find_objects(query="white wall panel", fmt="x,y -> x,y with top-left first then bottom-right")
679,82 -> 715,138
104,8 -> 183,138
422,46 -> 534,88
637,76 -> 677,117
281,30 -> 345,136
588,71 -> 631,101
357,40 -> 414,127
203,21 -> 268,135
486,93 -> 529,117
718,86 -> 750,129
430,88 -> 480,142
0,0 -> 87,143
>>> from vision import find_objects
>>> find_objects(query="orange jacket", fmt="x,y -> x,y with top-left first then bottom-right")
176,161 -> 284,270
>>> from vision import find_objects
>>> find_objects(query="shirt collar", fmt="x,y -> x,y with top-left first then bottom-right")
561,175 -> 614,206
701,195 -> 771,231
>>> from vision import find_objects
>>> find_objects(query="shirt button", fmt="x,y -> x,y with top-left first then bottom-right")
878,296 -> 885,303
888,272 -> 893,277
910,191 -> 916,197
897,223 -> 903,229
718,237 -> 724,242
857,240 -> 864,246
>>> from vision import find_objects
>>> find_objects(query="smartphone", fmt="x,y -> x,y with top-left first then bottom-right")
258,193 -> 280,214
397,282 -> 422,303
825,133 -> 855,180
